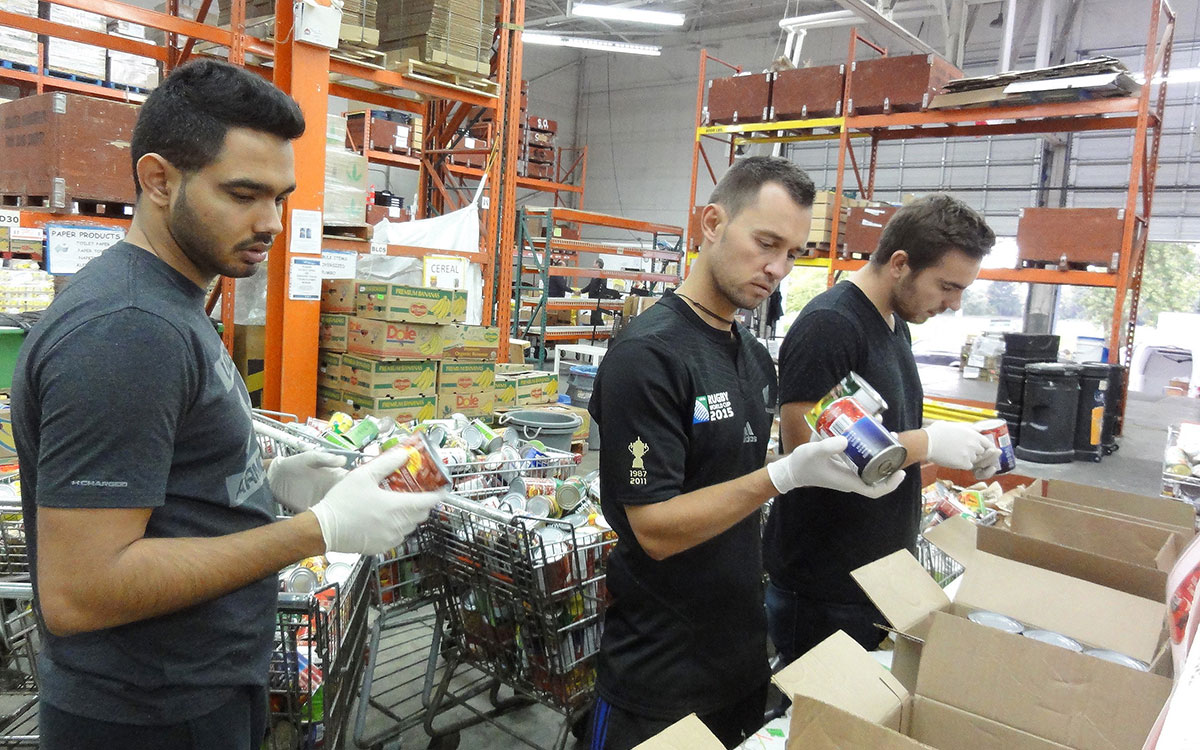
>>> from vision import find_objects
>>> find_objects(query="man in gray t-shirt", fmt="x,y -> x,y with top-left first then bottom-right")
11,60 -> 443,750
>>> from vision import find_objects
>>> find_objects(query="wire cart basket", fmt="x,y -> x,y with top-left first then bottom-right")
419,455 -> 616,750
253,411 -> 374,750
354,443 -> 592,750
0,473 -> 37,749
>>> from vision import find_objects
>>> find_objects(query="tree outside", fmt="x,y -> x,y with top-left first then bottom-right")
1062,242 -> 1200,329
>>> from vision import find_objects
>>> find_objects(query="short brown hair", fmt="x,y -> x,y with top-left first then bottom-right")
871,194 -> 995,272
708,156 -> 816,219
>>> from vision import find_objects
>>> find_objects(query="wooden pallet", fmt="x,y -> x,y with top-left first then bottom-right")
401,59 -> 499,98
323,224 -> 371,241
0,194 -> 133,217
1017,258 -> 1117,272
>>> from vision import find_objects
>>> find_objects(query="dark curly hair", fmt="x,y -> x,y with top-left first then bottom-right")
870,194 -> 995,272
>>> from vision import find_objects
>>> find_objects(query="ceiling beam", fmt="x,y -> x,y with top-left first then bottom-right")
832,0 -> 940,55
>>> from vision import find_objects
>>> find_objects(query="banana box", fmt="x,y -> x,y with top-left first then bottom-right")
319,314 -> 349,353
345,393 -> 438,424
318,351 -> 343,390
437,388 -> 496,419
346,317 -> 444,360
321,279 -> 356,314
354,281 -> 466,325
442,324 -> 501,361
437,360 -> 495,398
493,376 -> 518,407
341,355 -> 438,399
510,371 -> 559,406
316,386 -> 347,420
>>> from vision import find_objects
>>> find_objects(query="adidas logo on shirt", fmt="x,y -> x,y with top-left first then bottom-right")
743,422 -> 757,443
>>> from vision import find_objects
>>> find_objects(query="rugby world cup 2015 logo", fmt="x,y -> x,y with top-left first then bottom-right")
694,396 -> 711,423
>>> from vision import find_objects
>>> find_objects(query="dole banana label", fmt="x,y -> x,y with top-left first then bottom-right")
451,295 -> 468,317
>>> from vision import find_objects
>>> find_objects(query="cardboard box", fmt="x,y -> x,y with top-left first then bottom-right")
316,386 -> 347,419
621,295 -> 660,322
346,317 -> 444,360
437,388 -> 495,419
494,376 -> 517,407
442,324 -> 501,361
778,612 -> 1171,750
932,516 -> 1169,604
852,540 -> 1168,690
355,281 -> 466,325
496,362 -> 534,375
345,393 -> 438,423
1025,478 -> 1196,533
437,360 -> 495,395
319,314 -> 349,353
317,350 -> 342,391
321,279 -> 356,314
499,371 -> 558,406
535,404 -> 590,441
341,354 -> 438,399
1009,494 -> 1186,571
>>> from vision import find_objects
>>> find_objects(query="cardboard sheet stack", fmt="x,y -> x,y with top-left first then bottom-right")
376,0 -> 496,75
43,4 -> 107,80
106,21 -> 160,91
0,0 -> 37,69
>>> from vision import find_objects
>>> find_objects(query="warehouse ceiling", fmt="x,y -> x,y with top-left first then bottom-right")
524,0 -> 848,40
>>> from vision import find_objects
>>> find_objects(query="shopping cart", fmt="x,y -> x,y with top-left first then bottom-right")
0,475 -> 38,749
353,443 -> 586,749
252,411 -> 375,750
420,475 -> 616,750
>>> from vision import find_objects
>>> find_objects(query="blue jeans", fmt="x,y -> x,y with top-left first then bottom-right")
765,580 -> 886,667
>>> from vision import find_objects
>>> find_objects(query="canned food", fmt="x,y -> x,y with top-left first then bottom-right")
814,396 -> 908,485
378,432 -> 453,492
511,476 -> 561,500
974,419 -> 1017,474
325,561 -> 353,587
299,555 -> 328,582
501,427 -> 522,447
449,412 -> 471,432
496,445 -> 522,483
414,423 -> 448,448
967,610 -> 1023,634
438,446 -> 474,473
1022,630 -> 1082,651
284,566 -> 320,594
522,445 -> 549,469
556,476 -> 589,512
1084,649 -> 1149,671
341,416 -> 381,450
463,419 -> 504,453
328,412 -> 355,435
525,494 -> 563,518
534,526 -> 574,593
500,492 -> 527,513
456,475 -> 488,495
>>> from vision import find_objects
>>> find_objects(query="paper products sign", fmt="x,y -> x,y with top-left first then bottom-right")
45,225 -> 125,274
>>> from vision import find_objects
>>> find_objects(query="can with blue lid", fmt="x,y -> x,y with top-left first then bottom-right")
814,396 -> 907,485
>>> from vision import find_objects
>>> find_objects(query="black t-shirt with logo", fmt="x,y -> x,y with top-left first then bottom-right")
11,242 -> 276,725
763,281 -> 924,603
588,291 -> 776,718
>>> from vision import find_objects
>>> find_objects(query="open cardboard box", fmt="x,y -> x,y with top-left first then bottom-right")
852,527 -> 1168,690
1008,494 -> 1187,571
633,714 -> 724,750
779,612 -> 1172,750
1023,478 -> 1195,534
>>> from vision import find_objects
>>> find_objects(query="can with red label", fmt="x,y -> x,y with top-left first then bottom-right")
510,476 -> 560,499
974,419 -> 1017,474
378,432 -> 452,492
814,396 -> 908,485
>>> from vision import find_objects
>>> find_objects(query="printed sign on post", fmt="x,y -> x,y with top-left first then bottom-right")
288,257 -> 322,300
45,225 -> 126,275
290,208 -> 323,254
0,209 -> 20,226
321,249 -> 357,279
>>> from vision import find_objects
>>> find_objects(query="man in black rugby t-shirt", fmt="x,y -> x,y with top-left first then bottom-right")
764,194 -> 1001,667
586,157 -> 904,750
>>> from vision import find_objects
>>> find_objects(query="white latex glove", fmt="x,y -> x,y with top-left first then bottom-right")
972,450 -> 1004,481
310,448 -> 447,555
768,435 -> 907,499
923,421 -> 998,470
267,451 -> 349,512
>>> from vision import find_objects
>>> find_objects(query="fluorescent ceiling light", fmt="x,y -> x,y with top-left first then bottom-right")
1131,66 -> 1200,85
523,31 -> 662,55
571,2 -> 685,26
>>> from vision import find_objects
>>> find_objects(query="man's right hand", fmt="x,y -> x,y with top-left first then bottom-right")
309,448 -> 447,555
923,421 -> 1000,471
768,435 -> 906,499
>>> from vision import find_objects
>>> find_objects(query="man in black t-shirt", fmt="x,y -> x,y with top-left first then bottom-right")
12,61 -> 443,749
764,194 -> 1001,666
586,157 -> 904,750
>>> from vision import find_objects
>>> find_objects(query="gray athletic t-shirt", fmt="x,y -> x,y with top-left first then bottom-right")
11,241 -> 277,725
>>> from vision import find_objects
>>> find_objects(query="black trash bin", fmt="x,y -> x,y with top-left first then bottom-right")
1015,362 -> 1081,464
1074,362 -> 1111,462
1101,363 -> 1127,455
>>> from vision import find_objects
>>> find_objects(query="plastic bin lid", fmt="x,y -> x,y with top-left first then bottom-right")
570,365 -> 599,377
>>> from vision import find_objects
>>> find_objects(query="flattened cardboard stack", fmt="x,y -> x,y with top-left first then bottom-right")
0,0 -> 38,69
376,0 -> 496,75
43,4 -> 107,81
215,0 -> 379,50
